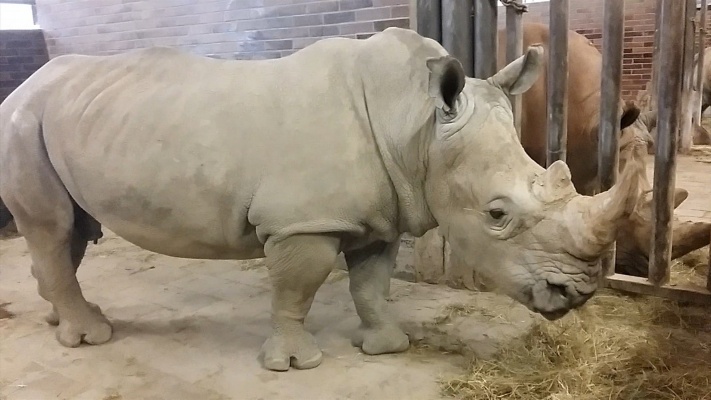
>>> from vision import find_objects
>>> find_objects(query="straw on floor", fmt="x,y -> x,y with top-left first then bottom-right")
443,247 -> 711,400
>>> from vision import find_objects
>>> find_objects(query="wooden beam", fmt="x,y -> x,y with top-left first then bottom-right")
409,0 -> 418,32
649,0 -> 685,286
546,0 -> 569,165
474,0 -> 498,79
696,0 -> 708,123
442,0 -> 473,76
416,0 -> 442,43
708,230 -> 711,291
604,274 -> 711,305
650,0 -> 663,111
504,0 -> 527,137
680,0 -> 697,153
598,0 -> 625,276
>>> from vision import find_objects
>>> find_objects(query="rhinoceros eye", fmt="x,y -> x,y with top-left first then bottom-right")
488,209 -> 506,220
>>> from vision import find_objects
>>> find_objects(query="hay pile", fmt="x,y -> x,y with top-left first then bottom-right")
444,249 -> 711,400
671,246 -> 710,287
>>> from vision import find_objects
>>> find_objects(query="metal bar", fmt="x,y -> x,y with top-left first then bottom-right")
649,0 -> 686,286
708,230 -> 711,291
679,0 -> 697,153
546,0 -> 569,165
604,274 -> 711,305
442,0 -> 473,76
598,0 -> 625,277
505,1 -> 526,137
650,0 -> 663,111
696,0 -> 707,123
416,0 -> 442,43
474,0 -> 498,79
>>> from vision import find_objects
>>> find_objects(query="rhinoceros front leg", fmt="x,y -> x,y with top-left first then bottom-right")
260,233 -> 340,371
345,241 -> 409,355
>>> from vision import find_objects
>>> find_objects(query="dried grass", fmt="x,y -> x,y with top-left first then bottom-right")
670,246 -> 710,287
443,265 -> 711,400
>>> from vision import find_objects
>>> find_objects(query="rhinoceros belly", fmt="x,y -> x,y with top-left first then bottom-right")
75,170 -> 264,260
45,120 -> 265,260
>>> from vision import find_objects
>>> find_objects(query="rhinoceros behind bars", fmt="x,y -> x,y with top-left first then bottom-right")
0,28 -> 642,371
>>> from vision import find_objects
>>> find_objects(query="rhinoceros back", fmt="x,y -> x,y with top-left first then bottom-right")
1,40 -> 401,258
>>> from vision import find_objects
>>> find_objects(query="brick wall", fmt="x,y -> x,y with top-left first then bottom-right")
35,0 -> 409,60
27,0 -> 708,102
0,30 -> 49,104
495,0 -> 657,100
500,0 -> 711,101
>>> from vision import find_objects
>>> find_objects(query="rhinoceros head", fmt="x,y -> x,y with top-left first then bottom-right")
421,46 -> 643,320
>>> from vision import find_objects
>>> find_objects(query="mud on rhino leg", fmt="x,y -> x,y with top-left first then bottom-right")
345,241 -> 409,355
260,234 -> 339,371
44,209 -> 103,326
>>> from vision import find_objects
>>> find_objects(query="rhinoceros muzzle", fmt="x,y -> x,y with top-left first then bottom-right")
538,308 -> 571,321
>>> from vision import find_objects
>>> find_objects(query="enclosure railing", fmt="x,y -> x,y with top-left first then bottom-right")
414,0 -> 711,304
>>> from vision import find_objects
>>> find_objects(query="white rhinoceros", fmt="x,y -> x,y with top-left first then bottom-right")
0,27 -> 642,371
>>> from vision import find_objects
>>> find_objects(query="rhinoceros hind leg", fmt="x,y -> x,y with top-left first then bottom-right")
346,241 -> 409,355
19,215 -> 112,347
260,234 -> 339,371
45,205 -> 103,326
2,150 -> 111,347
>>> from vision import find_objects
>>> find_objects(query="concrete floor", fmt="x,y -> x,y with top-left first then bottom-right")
0,231 -> 535,400
665,153 -> 711,224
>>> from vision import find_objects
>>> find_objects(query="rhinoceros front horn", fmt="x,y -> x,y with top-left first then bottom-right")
575,149 -> 644,255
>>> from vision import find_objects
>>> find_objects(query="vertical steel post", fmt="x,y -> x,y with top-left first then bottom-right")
707,230 -> 711,291
680,0 -> 698,153
505,0 -> 527,137
474,0 -> 498,79
696,0 -> 707,122
546,0 -> 569,165
650,0 -> 663,112
416,0 -> 442,43
442,0 -> 473,76
598,0 -> 625,277
649,0 -> 686,286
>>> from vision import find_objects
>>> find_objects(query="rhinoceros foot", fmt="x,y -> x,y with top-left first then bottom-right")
45,302 -> 103,326
54,305 -> 112,347
260,330 -> 323,371
351,323 -> 410,355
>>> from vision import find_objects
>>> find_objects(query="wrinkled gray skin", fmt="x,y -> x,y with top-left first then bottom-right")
0,28 -> 642,371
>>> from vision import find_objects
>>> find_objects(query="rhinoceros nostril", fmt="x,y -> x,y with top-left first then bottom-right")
548,283 -> 568,300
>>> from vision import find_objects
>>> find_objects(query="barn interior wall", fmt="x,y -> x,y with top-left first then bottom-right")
33,0 -> 700,103
495,0 -> 657,101
0,30 -> 49,104
34,0 -> 409,60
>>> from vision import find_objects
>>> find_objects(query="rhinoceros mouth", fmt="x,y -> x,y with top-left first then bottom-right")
537,309 -> 570,321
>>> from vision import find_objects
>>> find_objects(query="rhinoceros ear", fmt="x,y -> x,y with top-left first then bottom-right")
426,55 -> 466,112
489,45 -> 544,96
639,110 -> 658,131
621,101 -> 641,130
